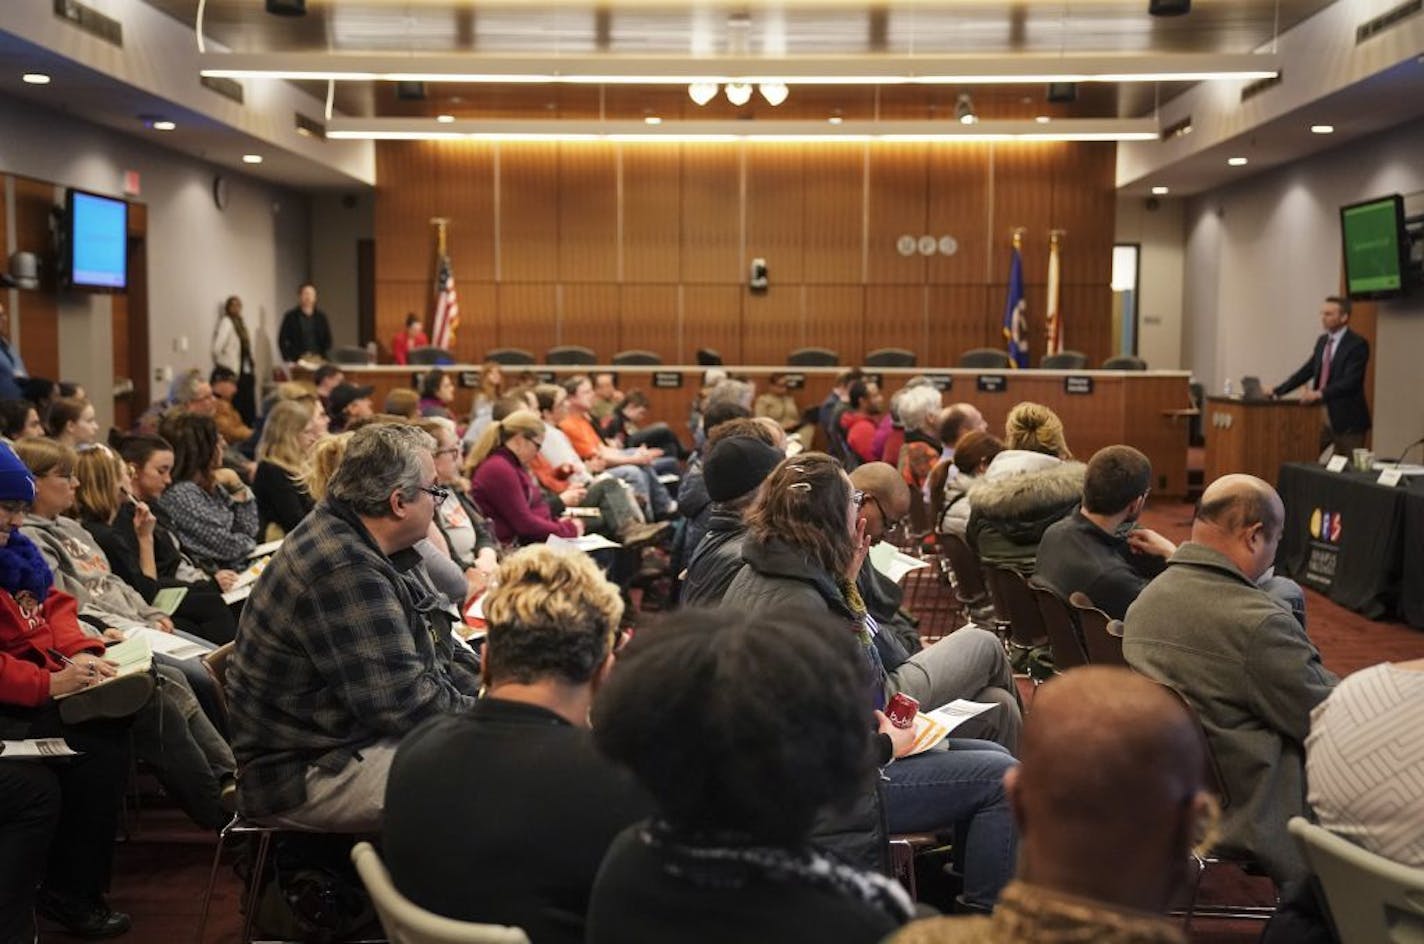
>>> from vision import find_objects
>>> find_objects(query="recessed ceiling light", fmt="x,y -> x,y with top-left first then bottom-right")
1310,124 -> 1334,134
644,115 -> 662,125
242,154 -> 263,164
1034,115 -> 1051,124
827,116 -> 843,125
436,114 -> 455,123
1151,186 -> 1169,195
152,120 -> 176,131
1227,156 -> 1248,166
22,73 -> 51,85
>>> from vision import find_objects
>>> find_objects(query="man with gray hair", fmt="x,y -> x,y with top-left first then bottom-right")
228,423 -> 480,831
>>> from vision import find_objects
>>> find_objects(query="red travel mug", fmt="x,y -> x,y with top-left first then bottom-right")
885,692 -> 919,729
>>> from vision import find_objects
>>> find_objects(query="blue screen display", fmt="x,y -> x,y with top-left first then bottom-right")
70,191 -> 127,289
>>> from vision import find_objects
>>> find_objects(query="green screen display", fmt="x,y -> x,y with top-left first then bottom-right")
1341,197 -> 1403,296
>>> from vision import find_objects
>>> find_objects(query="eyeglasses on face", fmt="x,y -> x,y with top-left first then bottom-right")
434,446 -> 461,459
417,484 -> 451,506
866,493 -> 905,531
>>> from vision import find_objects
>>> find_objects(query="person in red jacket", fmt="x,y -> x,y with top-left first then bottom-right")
466,410 -> 582,546
391,312 -> 429,366
0,443 -> 141,940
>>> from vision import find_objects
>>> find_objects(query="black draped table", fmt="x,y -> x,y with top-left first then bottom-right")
1276,462 -> 1424,627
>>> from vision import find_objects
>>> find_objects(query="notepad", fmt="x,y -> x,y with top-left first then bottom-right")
53,638 -> 153,700
152,587 -> 188,615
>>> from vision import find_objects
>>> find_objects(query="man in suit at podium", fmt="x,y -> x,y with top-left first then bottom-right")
1272,296 -> 1370,454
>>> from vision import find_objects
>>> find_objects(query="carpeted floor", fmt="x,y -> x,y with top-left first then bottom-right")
87,497 -> 1424,944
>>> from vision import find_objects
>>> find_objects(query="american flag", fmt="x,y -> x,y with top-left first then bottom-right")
432,254 -> 459,351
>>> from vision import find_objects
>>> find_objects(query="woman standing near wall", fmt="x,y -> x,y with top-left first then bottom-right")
211,296 -> 257,426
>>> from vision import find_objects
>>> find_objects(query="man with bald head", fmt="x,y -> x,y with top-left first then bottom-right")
891,667 -> 1208,943
852,463 -> 1021,753
938,403 -> 988,461
1124,474 -> 1337,906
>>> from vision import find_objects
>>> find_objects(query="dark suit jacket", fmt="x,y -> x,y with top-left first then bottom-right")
276,306 -> 332,362
1273,328 -> 1371,433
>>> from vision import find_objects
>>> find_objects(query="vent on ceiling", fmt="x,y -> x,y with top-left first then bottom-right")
1240,71 -> 1283,103
1357,0 -> 1422,43
52,0 -> 123,47
295,113 -> 326,139
1160,116 -> 1193,141
201,75 -> 245,105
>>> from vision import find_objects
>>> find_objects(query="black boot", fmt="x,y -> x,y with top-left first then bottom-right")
35,889 -> 131,939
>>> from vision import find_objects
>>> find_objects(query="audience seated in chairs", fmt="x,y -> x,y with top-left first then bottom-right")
937,403 -> 988,465
587,606 -> 918,944
818,368 -> 863,464
45,396 -> 99,451
0,398 -> 44,443
675,408 -> 762,573
559,375 -> 677,521
839,379 -> 885,466
325,381 -> 375,434
417,368 -> 457,422
461,360 -> 504,447
1123,474 -> 1338,942
753,373 -> 813,449
930,431 -> 1004,541
11,439 -> 237,832
385,546 -> 652,944
679,434 -> 784,607
154,413 -> 260,572
382,387 -> 421,421
0,443 -> 137,940
468,411 -> 583,546
1306,658 -> 1424,867
588,371 -> 624,423
890,667 -> 1211,944
601,389 -> 688,462
890,383 -> 944,499
414,418 -> 499,597
966,402 -> 1083,574
251,399 -> 319,540
851,463 -> 1022,754
72,443 -> 237,647
228,423 -> 481,832
724,452 -> 1018,909
207,366 -> 253,453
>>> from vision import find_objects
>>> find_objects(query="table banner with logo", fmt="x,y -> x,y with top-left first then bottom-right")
1276,462 -> 1406,621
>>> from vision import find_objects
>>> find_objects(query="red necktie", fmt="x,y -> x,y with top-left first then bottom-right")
1318,338 -> 1334,391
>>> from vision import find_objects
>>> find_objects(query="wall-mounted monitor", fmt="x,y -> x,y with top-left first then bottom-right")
1340,194 -> 1407,301
64,188 -> 128,291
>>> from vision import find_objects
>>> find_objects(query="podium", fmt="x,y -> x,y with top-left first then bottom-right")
1203,397 -> 1323,485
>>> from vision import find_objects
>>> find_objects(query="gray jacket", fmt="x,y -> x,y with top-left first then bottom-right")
22,513 -> 168,631
1123,542 -> 1338,885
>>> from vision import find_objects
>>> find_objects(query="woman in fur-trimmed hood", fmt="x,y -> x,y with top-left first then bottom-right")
966,402 -> 1085,574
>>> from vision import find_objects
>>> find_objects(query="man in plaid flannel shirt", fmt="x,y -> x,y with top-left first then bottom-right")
227,424 -> 480,831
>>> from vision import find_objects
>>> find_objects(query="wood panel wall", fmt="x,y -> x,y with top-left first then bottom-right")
374,140 -> 1116,367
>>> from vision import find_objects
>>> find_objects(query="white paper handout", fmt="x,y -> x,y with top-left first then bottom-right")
247,539 -> 283,560
1,738 -> 78,758
124,626 -> 209,661
547,533 -> 623,553
869,541 -> 931,585
903,699 -> 999,756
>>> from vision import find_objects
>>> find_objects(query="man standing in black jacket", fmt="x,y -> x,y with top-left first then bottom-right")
277,282 -> 332,363
1272,295 -> 1371,454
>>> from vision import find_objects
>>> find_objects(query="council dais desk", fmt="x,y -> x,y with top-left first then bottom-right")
315,364 -> 1193,497
1277,461 -> 1424,627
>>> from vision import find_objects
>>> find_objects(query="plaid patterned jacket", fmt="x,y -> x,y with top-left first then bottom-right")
227,497 -> 480,818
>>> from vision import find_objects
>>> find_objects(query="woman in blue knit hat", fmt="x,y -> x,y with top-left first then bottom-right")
0,442 -> 140,939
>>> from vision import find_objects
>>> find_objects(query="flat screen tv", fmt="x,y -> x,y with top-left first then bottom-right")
1340,194 -> 1407,300
64,188 -> 128,291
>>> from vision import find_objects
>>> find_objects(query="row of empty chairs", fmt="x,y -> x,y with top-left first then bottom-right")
332,343 -> 1148,370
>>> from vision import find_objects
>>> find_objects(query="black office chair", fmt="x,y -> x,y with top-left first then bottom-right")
328,345 -> 374,366
696,348 -> 723,366
407,346 -> 455,366
959,348 -> 1011,369
1103,355 -> 1148,370
484,347 -> 537,366
546,345 -> 597,366
1040,350 -> 1088,370
787,347 -> 840,367
611,349 -> 662,366
864,347 -> 917,368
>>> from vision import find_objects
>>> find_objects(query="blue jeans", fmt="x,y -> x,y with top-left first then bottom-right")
607,463 -> 676,518
882,738 -> 1018,908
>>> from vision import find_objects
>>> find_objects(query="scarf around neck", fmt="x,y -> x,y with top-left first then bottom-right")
0,529 -> 55,601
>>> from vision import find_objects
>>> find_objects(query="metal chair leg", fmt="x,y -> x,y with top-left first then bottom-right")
241,829 -> 273,943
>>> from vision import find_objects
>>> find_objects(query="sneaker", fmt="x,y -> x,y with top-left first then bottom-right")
36,889 -> 131,939
619,520 -> 672,549
57,673 -> 155,726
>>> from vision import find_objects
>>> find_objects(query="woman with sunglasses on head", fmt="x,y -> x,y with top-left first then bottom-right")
467,410 -> 581,546
153,413 -> 259,573
725,452 -> 1018,912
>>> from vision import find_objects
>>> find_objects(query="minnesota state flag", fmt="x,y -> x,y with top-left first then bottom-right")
1002,234 -> 1028,368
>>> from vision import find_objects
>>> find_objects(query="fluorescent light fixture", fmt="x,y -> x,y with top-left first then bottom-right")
243,154 -> 264,164
724,82 -> 753,106
436,114 -> 455,123
1310,124 -> 1334,134
688,82 -> 718,106
1151,186 -> 1169,195
21,73 -> 51,85
198,52 -> 1282,86
759,82 -> 789,106
152,120 -> 176,131
1227,156 -> 1248,166
325,117 -> 1160,143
